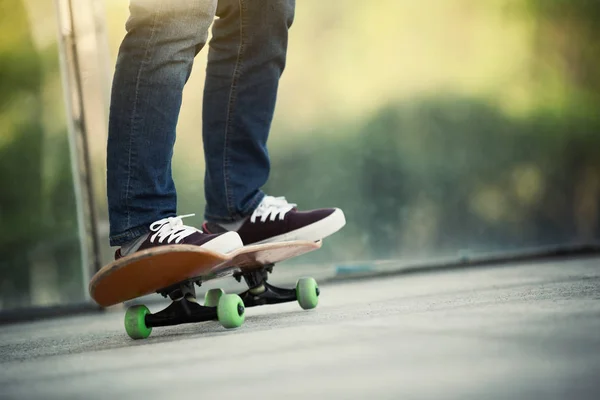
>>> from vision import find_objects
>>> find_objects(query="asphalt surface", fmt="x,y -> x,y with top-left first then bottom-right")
1,256 -> 599,400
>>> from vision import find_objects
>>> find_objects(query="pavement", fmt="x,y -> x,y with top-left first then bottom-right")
0,256 -> 599,399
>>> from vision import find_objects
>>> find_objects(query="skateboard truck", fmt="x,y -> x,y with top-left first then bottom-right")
144,281 -> 219,328
233,264 -> 320,308
123,280 -> 245,339
158,279 -> 198,300
144,296 -> 218,328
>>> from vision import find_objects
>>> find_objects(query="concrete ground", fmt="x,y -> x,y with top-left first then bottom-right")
0,256 -> 599,400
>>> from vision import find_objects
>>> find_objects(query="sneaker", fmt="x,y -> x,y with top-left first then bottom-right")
202,196 -> 346,245
115,214 -> 243,259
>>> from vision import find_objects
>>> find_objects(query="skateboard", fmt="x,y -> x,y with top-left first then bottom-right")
89,240 -> 322,339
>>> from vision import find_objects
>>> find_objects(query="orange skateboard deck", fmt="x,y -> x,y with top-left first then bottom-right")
90,240 -> 322,308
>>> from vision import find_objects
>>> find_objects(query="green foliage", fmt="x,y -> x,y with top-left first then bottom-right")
0,0 -> 80,309
267,97 -> 600,262
524,0 -> 600,112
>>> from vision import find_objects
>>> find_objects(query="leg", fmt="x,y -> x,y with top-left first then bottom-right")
107,0 -> 218,246
200,0 -> 346,245
202,0 -> 296,223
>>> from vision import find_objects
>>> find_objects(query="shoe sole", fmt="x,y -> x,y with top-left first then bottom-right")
254,208 -> 346,244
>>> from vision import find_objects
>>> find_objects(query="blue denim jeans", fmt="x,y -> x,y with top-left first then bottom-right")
107,0 -> 295,246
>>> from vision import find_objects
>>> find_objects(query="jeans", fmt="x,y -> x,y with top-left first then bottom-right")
107,0 -> 295,246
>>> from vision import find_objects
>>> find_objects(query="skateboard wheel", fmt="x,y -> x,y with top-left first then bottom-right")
204,288 -> 225,308
217,294 -> 245,329
124,305 -> 152,340
296,277 -> 319,310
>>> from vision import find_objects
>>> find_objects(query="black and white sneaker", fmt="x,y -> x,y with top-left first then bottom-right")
115,214 -> 243,259
203,196 -> 346,245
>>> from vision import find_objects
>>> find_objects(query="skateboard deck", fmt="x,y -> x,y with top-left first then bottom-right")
90,240 -> 322,307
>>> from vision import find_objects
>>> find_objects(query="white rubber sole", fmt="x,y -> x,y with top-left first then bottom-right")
255,208 -> 346,244
201,231 -> 244,253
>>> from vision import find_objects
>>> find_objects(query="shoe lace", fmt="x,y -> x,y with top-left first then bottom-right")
250,196 -> 296,223
149,214 -> 199,244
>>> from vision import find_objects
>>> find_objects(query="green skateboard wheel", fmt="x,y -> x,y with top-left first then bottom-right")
124,305 -> 152,340
296,277 -> 319,310
217,294 -> 245,329
204,288 -> 225,308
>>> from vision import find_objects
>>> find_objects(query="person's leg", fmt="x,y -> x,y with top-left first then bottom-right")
107,0 -> 216,245
202,0 -> 296,224
107,0 -> 242,255
201,0 -> 346,244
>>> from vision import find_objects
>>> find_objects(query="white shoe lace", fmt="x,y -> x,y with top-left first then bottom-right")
149,214 -> 199,244
250,196 -> 296,223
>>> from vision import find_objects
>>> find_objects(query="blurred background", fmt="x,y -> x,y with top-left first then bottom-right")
1,0 -> 599,312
